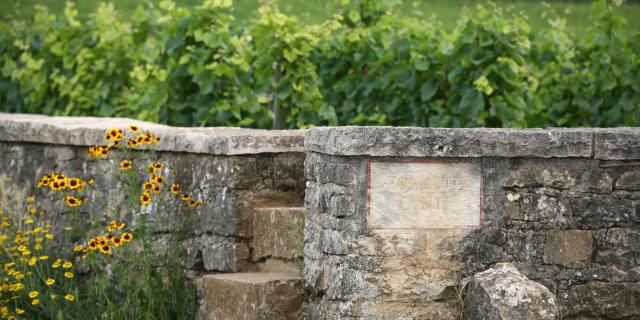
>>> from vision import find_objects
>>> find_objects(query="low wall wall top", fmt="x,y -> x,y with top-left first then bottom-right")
0,113 -> 304,155
306,126 -> 640,159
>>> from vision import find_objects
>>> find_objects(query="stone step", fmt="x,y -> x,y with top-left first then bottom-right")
252,207 -> 305,261
196,272 -> 304,320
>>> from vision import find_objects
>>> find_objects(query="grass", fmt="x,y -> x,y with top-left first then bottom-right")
1,0 -> 639,36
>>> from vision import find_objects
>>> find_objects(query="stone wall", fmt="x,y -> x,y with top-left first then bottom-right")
304,127 -> 640,319
3,114 -> 640,319
0,113 -> 306,277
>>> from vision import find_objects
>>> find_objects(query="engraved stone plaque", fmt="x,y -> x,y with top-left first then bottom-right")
368,161 -> 482,229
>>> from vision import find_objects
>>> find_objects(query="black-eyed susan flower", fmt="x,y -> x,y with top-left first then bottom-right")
115,221 -> 125,229
88,239 -> 98,250
143,182 -> 154,190
170,184 -> 181,194
140,192 -> 152,205
152,175 -> 165,184
127,138 -> 140,148
67,177 -> 83,190
180,194 -> 190,201
154,135 -> 161,144
152,162 -> 164,170
121,232 -> 133,242
152,185 -> 161,194
106,128 -> 124,142
119,159 -> 133,170
85,178 -> 95,185
129,124 -> 140,133
112,237 -> 122,247
187,199 -> 202,208
65,293 -> 75,302
142,134 -> 153,145
100,245 -> 112,254
99,146 -> 110,158
65,196 -> 83,207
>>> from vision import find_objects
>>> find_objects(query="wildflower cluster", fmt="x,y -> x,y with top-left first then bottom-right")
0,194 -> 76,320
88,125 -> 160,159
76,220 -> 133,258
36,173 -> 94,207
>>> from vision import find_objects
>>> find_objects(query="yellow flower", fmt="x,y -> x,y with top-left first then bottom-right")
39,255 -> 48,260
187,199 -> 202,208
142,182 -> 154,190
25,218 -> 34,224
28,291 -> 38,298
65,196 -> 83,207
45,278 -> 55,286
74,245 -> 83,252
28,257 -> 37,266
45,233 -> 54,239
34,244 -> 42,250
63,261 -> 73,269
100,244 -> 112,254
152,162 -> 164,170
112,237 -> 123,247
32,299 -> 40,305
170,184 -> 181,194
26,196 -> 35,203
152,175 -> 165,184
64,271 -> 74,279
129,124 -> 140,133
52,259 -> 61,268
140,192 -> 152,205
106,128 -> 124,142
16,308 -> 24,314
51,294 -> 57,300
67,177 -> 83,190
64,226 -> 73,231
8,316 -> 16,320
180,194 -> 190,201
121,232 -> 133,242
119,159 -> 133,170
64,294 -> 75,301
152,185 -> 161,194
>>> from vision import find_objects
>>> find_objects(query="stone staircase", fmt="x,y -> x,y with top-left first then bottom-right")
197,207 -> 306,320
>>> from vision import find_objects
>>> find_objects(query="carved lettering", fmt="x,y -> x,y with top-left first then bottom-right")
369,161 -> 482,229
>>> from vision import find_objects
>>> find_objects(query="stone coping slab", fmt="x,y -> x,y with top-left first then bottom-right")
306,126 -> 640,160
0,113 -> 304,155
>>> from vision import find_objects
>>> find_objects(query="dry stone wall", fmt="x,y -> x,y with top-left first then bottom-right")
2,114 -> 640,319
304,126 -> 640,319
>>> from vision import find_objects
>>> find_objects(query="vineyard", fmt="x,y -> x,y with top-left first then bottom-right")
1,0 -> 638,128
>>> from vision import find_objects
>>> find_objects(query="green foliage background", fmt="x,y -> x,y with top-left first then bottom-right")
0,0 -> 639,128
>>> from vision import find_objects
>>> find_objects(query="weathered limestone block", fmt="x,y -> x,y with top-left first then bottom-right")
559,281 -> 640,318
464,262 -> 560,320
616,170 -> 640,191
594,129 -> 640,160
252,207 -> 305,260
503,165 -> 577,189
543,230 -> 593,268
575,170 -> 613,194
572,196 -> 639,228
503,192 -> 571,224
202,241 -> 249,272
196,272 -> 304,320
274,154 -> 306,190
